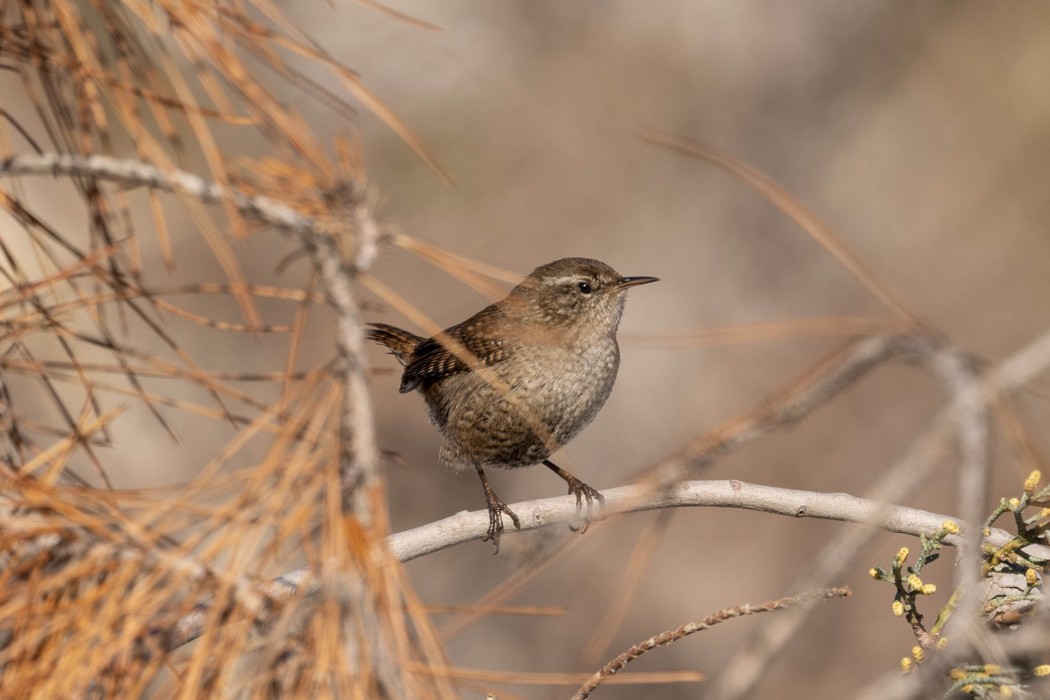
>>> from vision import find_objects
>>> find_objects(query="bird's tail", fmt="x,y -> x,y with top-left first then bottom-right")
365,323 -> 423,366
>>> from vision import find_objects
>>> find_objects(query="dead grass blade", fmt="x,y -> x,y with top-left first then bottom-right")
639,130 -> 922,323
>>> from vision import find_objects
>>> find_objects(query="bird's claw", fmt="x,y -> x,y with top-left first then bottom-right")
564,475 -> 605,534
483,492 -> 521,553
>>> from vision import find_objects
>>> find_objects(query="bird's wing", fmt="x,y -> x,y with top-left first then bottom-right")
399,306 -> 510,393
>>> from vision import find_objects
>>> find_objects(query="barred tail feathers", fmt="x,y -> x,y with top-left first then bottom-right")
365,323 -> 424,366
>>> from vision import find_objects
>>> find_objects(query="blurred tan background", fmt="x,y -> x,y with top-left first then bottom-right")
262,4 -> 1047,698
296,3 -> 1049,698
8,1 -> 1049,697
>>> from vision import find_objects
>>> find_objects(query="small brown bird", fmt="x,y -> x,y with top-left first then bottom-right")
367,257 -> 657,550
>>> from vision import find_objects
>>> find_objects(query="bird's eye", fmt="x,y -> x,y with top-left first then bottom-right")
577,281 -> 592,294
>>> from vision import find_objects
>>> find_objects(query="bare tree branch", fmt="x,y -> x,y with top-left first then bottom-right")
387,480 -> 1050,564
0,153 -> 317,235
164,478 -> 1050,651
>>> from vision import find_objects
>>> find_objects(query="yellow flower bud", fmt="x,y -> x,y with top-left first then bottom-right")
921,583 -> 937,595
937,636 -> 949,650
1000,685 -> 1013,698
1025,470 -> 1042,494
892,600 -> 905,617
869,567 -> 880,579
985,664 -> 1001,675
907,574 -> 923,591
1034,664 -> 1050,677
900,657 -> 912,673
1026,568 -> 1038,586
942,520 -> 960,534
895,547 -> 909,566
1009,497 -> 1021,510
950,667 -> 966,680
911,646 -> 923,662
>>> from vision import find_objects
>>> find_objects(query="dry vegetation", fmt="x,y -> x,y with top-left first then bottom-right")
0,2 -> 1049,699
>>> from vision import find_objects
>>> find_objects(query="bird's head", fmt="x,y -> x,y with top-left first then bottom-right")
507,257 -> 657,336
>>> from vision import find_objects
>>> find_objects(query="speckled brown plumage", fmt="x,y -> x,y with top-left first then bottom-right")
367,257 -> 657,550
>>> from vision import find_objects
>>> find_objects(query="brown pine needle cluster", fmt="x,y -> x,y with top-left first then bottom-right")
0,1 -> 448,696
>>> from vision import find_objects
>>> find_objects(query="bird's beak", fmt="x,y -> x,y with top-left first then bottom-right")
617,276 -> 659,289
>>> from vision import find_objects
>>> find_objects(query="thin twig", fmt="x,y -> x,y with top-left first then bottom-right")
300,184 -> 382,515
571,586 -> 852,700
0,153 -> 316,234
926,344 -> 991,652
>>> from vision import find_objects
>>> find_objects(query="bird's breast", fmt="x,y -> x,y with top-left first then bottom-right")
505,338 -> 620,436
423,336 -> 621,471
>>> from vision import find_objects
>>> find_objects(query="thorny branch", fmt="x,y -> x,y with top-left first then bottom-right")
571,586 -> 853,700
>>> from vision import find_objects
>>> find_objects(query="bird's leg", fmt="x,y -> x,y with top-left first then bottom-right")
543,459 -> 605,533
476,466 -> 521,553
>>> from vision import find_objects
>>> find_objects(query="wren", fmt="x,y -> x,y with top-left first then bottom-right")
366,257 -> 657,550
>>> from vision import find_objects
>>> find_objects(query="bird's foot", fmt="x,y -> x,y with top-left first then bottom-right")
563,474 -> 605,534
543,459 -> 605,534
482,489 -> 521,554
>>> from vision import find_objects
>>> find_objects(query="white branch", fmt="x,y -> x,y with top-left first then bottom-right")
0,153 -> 316,233
198,478 -> 1045,654
382,479 -> 1048,563
250,475 -> 1050,606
